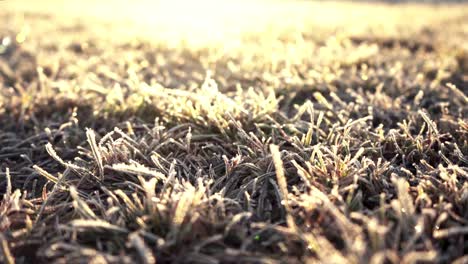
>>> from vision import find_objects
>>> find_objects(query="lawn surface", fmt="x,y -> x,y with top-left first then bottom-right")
1,1 -> 468,263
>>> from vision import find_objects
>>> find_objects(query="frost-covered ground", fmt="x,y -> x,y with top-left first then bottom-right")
1,1 -> 467,263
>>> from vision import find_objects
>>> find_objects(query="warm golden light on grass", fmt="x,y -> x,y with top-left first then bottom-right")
5,0 -> 465,45
0,0 -> 467,263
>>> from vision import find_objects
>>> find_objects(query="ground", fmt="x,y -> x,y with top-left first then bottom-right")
0,1 -> 467,263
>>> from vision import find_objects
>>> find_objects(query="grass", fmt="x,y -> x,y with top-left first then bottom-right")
0,1 -> 467,263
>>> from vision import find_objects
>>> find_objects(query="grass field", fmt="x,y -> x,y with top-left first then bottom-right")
1,1 -> 468,263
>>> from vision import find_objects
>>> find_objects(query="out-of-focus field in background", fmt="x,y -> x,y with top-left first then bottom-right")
4,0 -> 468,44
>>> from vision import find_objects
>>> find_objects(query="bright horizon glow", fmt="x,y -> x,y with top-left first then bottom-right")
3,0 -> 460,46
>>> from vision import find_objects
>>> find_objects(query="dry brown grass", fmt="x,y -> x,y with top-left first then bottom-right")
1,1 -> 467,263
